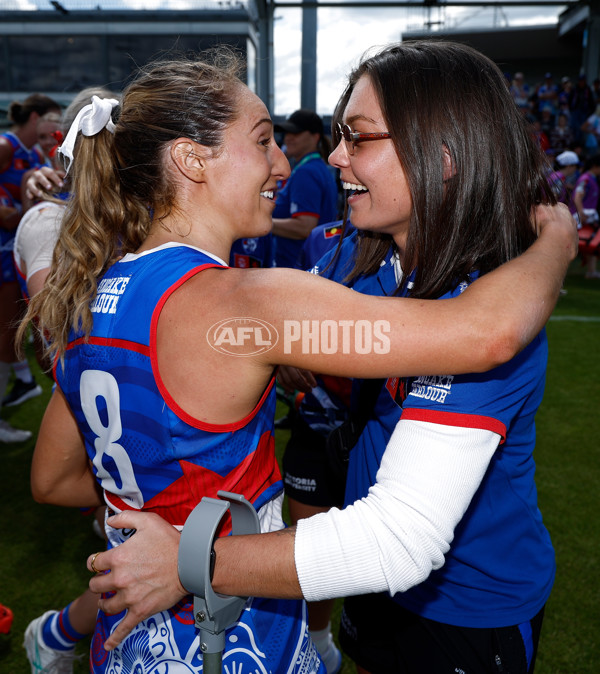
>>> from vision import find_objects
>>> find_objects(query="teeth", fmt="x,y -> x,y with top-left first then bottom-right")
342,181 -> 368,192
260,190 -> 274,199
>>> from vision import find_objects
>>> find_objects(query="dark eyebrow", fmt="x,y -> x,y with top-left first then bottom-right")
251,118 -> 273,133
345,114 -> 378,126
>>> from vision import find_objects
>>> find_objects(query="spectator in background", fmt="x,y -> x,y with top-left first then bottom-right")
531,117 -> 551,153
568,75 -> 596,144
272,109 -> 339,268
539,106 -> 555,139
570,154 -> 600,278
549,112 -> 574,154
559,76 -> 572,109
580,103 -> 600,155
538,72 -> 559,116
510,71 -> 530,114
548,150 -> 580,204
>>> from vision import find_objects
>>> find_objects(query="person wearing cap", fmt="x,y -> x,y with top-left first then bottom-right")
272,109 -> 339,268
548,150 -> 580,204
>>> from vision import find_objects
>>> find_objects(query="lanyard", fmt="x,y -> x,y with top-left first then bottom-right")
290,152 -> 321,176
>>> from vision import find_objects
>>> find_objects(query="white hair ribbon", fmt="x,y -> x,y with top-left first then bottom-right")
58,95 -> 119,174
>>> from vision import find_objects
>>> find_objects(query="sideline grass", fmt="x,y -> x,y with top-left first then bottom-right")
0,261 -> 597,673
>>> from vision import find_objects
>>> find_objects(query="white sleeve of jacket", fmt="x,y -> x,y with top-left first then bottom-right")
294,419 -> 500,601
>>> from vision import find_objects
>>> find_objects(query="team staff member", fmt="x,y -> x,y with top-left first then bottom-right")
272,109 -> 339,267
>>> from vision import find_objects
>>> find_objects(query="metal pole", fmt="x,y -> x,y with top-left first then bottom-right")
301,0 -> 318,110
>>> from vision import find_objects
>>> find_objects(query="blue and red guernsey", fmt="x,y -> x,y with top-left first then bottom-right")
0,132 -> 43,204
54,243 -> 325,672
55,243 -> 282,532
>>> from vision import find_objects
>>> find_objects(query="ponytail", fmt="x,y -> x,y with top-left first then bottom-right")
22,99 -> 151,361
21,52 -> 243,362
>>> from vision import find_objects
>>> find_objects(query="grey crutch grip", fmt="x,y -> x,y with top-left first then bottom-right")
178,490 -> 260,662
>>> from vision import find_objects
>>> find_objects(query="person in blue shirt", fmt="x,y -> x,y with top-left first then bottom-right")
272,109 -> 339,268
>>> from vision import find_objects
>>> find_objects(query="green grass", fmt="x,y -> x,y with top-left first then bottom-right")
0,260 -> 598,673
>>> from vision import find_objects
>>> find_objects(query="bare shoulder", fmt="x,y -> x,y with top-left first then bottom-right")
155,267 -> 278,425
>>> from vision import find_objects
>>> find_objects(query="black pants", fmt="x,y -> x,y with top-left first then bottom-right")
339,592 -> 545,674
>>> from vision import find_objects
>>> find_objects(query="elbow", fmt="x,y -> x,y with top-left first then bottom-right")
470,307 -> 531,371
31,482 -> 53,504
476,327 -> 523,371
31,473 -> 63,504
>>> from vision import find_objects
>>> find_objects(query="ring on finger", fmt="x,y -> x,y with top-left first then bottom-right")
90,552 -> 102,574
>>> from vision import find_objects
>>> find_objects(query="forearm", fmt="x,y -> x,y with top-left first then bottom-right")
212,422 -> 498,601
272,215 -> 317,240
211,526 -> 301,598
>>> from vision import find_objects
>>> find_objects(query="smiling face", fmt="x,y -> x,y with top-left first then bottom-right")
329,74 -> 413,251
37,118 -> 60,156
205,85 -> 291,240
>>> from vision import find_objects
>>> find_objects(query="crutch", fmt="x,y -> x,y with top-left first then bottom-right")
178,491 -> 260,674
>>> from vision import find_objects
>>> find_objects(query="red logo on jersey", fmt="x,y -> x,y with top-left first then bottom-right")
385,376 -> 410,406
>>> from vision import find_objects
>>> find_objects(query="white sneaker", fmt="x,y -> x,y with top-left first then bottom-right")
0,419 -> 32,443
23,610 -> 77,674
